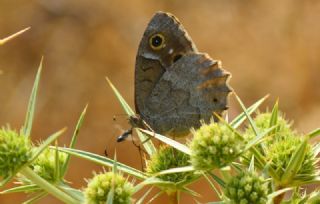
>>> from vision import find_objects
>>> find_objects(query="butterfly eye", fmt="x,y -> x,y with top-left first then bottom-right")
149,34 -> 165,50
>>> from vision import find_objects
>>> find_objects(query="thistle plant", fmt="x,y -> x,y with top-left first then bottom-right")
1,61 -> 320,204
0,59 -> 79,204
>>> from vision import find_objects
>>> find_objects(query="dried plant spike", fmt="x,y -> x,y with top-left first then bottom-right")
0,27 -> 30,46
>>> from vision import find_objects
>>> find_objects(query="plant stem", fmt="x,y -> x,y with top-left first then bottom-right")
20,166 -> 79,204
168,191 -> 178,204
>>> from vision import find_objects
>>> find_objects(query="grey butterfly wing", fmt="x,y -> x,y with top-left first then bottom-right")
141,53 -> 232,136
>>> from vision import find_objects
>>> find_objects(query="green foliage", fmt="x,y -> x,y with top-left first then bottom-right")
0,127 -> 32,178
84,172 -> 134,204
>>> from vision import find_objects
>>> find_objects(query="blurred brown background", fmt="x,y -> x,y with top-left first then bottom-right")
0,0 -> 319,203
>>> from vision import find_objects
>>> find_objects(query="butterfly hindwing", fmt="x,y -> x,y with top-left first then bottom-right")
142,53 -> 231,137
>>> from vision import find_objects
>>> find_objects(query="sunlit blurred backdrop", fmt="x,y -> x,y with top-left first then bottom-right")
0,0 -> 319,203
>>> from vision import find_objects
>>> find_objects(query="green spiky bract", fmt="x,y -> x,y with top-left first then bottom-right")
84,172 -> 134,204
190,122 -> 244,170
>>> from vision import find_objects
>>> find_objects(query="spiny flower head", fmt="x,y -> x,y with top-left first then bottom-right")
146,145 -> 194,184
266,134 -> 318,185
244,112 -> 294,143
224,171 -> 269,204
84,172 -> 134,204
190,122 -> 244,170
0,127 -> 32,178
30,148 -> 67,182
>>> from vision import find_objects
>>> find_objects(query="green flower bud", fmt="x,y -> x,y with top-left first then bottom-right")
266,134 -> 318,184
84,172 -> 134,204
224,172 -> 269,204
242,112 -> 296,166
0,127 -> 32,178
190,122 -> 244,170
30,148 -> 67,182
244,112 -> 294,143
146,146 -> 194,184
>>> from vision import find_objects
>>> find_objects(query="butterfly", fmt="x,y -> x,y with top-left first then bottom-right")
121,11 -> 232,140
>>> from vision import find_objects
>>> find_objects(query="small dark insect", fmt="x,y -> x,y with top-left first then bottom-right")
117,115 -> 152,143
117,129 -> 132,142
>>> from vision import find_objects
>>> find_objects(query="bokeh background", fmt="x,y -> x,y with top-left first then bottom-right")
0,0 -> 319,203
